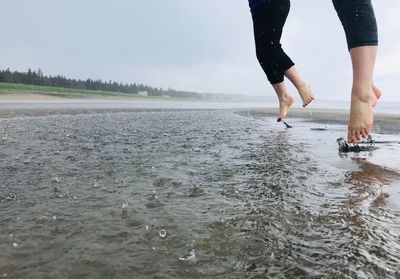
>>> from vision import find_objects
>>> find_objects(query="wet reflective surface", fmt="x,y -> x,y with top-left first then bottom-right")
1,110 -> 400,278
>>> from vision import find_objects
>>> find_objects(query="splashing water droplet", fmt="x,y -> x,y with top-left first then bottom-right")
122,203 -> 128,214
179,249 -> 196,261
152,191 -> 159,200
13,242 -> 18,248
145,225 -> 149,231
53,216 -> 57,220
6,193 -> 16,201
159,229 -> 167,238
51,177 -> 59,183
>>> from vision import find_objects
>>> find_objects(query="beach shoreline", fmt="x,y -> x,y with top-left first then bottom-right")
1,96 -> 399,134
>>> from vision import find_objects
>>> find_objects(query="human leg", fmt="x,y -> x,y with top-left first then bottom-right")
284,66 -> 314,107
252,0 -> 294,85
271,81 -> 295,120
332,0 -> 379,142
348,46 -> 377,142
251,0 -> 301,119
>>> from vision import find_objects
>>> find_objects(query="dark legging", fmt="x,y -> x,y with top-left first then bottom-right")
251,0 -> 294,85
333,0 -> 378,49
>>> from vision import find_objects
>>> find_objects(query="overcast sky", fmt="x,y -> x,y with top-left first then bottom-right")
1,0 -> 399,101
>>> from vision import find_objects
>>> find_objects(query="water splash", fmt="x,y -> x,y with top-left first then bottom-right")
6,193 -> 16,202
152,191 -> 159,200
159,229 -> 167,238
51,177 -> 60,183
179,249 -> 196,261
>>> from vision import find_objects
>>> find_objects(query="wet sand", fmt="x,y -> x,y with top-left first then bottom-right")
1,95 -> 399,132
237,107 -> 400,135
1,99 -> 400,278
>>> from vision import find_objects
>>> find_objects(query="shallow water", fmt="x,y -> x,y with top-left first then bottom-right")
1,110 -> 400,278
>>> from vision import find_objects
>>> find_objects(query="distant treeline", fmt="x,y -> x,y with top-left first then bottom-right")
0,68 -> 202,99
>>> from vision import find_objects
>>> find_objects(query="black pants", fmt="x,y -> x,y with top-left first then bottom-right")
333,0 -> 378,49
251,0 -> 294,85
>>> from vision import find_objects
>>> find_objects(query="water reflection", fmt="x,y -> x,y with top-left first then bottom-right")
345,157 -> 399,207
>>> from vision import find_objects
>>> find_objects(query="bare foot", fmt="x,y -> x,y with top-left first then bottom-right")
278,94 -> 295,120
298,84 -> 315,107
348,91 -> 374,143
371,84 -> 382,107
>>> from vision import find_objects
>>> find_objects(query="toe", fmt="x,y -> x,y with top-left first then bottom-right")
348,129 -> 355,143
360,130 -> 367,139
349,128 -> 361,143
303,100 -> 311,107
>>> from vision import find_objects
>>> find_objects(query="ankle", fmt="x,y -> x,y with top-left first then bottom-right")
296,82 -> 308,91
278,93 -> 292,102
351,86 -> 373,103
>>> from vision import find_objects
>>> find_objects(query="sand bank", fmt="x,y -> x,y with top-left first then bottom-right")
236,108 -> 400,134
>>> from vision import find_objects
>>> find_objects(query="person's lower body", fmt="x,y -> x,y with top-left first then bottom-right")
333,0 -> 380,142
251,0 -> 314,120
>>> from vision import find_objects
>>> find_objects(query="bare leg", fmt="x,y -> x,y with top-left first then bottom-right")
272,82 -> 295,120
284,66 -> 315,107
348,46 -> 377,143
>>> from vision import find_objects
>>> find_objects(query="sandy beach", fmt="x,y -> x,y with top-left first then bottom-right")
1,94 -> 399,133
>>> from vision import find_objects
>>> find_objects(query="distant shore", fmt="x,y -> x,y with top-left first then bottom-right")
0,86 -> 195,102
